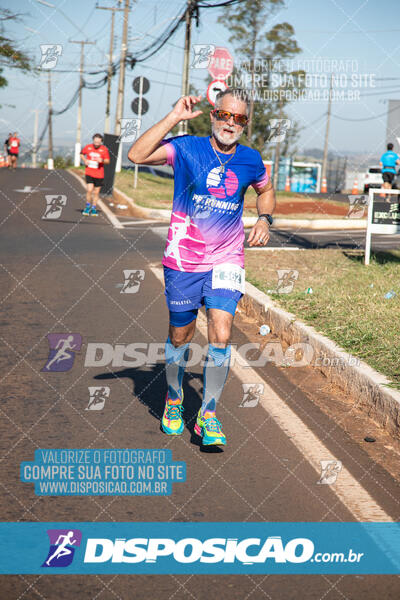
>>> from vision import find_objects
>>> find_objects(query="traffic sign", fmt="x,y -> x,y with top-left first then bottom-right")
207,80 -> 228,106
131,97 -> 149,115
207,47 -> 233,80
133,76 -> 150,94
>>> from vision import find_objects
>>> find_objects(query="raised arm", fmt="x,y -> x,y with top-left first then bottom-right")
127,95 -> 202,166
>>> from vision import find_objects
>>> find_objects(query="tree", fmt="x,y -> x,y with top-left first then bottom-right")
218,0 -> 303,155
0,9 -> 31,89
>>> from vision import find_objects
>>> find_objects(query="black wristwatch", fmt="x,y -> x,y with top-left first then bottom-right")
258,213 -> 273,226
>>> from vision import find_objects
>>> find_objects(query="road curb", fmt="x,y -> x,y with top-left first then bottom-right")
239,281 -> 400,438
112,187 -> 171,221
112,184 -> 367,230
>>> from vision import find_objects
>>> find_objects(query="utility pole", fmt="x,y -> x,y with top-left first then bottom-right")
32,109 -> 41,168
115,0 -> 130,136
114,0 -> 130,173
97,2 -> 124,134
247,40 -> 256,142
272,97 -> 283,190
321,74 -> 333,188
178,0 -> 193,136
70,39 -> 96,167
47,71 -> 54,169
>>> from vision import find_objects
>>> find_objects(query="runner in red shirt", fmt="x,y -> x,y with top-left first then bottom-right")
80,133 -> 110,216
7,132 -> 20,170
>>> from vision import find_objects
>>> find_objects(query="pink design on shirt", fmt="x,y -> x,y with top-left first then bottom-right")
163,211 -> 206,271
206,167 -> 239,199
161,141 -> 176,167
252,169 -> 269,190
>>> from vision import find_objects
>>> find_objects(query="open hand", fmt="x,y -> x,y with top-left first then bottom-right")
171,95 -> 203,122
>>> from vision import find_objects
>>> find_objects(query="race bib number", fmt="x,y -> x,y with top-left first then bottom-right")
11,141 -> 18,147
212,263 -> 245,294
87,160 -> 99,169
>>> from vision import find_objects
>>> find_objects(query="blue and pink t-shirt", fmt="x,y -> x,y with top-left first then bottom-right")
161,135 -> 269,272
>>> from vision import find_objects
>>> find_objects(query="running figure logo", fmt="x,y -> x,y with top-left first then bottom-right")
239,383 -> 264,407
119,118 -> 141,143
347,195 -> 368,219
191,44 -> 215,69
268,119 -> 292,143
42,195 -> 67,220
273,269 -> 299,294
86,386 -> 110,410
42,529 -> 82,568
121,269 -> 145,293
317,460 -> 342,485
39,45 -> 63,70
41,333 -> 82,372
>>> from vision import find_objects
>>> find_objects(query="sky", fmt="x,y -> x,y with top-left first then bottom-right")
2,0 -> 400,161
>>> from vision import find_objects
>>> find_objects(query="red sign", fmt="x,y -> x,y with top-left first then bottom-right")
207,47 -> 233,81
206,80 -> 228,106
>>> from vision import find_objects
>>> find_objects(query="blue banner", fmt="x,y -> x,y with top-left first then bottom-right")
20,449 -> 186,496
0,522 -> 399,574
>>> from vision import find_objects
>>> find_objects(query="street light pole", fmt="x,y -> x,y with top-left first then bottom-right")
178,0 -> 193,136
47,71 -> 54,169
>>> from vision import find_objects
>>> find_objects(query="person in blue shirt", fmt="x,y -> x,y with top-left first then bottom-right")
128,89 -> 275,446
379,143 -> 400,190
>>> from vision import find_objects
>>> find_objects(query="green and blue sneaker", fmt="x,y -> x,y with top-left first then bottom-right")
194,409 -> 226,446
161,392 -> 184,435
90,205 -> 99,217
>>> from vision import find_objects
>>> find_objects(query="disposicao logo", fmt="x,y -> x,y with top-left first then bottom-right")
83,536 -> 314,565
42,529 -> 82,567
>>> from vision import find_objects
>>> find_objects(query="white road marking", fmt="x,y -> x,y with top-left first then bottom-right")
247,247 -> 301,251
150,263 -> 393,522
68,171 -> 124,229
120,219 -> 164,226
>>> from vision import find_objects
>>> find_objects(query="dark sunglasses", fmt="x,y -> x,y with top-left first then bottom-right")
211,109 -> 248,126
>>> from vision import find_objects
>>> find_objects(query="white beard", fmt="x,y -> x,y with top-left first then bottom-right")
212,122 -> 242,146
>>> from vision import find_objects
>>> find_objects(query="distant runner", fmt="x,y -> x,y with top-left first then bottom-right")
128,89 -> 275,447
80,134 -> 110,216
6,132 -> 20,170
379,143 -> 400,192
3,132 -> 11,167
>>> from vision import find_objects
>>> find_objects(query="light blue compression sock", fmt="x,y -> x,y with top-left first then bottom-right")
165,337 -> 190,401
201,344 -> 231,415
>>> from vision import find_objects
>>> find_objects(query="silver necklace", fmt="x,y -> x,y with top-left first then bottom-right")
211,141 -> 236,174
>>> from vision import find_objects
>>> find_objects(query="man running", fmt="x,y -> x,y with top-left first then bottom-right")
128,89 -> 275,447
379,143 -> 400,191
80,133 -> 110,216
6,132 -> 20,169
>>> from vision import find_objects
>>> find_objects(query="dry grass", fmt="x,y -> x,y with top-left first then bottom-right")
245,248 -> 400,387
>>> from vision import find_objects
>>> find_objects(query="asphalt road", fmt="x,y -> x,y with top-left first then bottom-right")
0,168 -> 399,599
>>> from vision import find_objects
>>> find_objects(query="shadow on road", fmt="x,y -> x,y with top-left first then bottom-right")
93,366 -> 225,451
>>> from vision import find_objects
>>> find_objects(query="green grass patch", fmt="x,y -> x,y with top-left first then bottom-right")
245,248 -> 400,388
